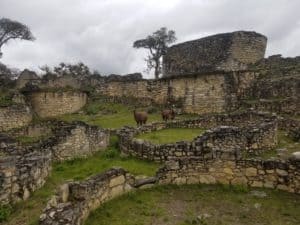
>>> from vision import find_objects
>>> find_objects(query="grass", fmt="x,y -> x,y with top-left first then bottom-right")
0,90 -> 14,107
0,205 -> 12,223
58,100 -> 199,129
85,184 -> 300,225
3,100 -> 299,225
15,135 -> 50,145
135,128 -> 206,144
4,136 -> 160,225
58,101 -> 161,129
260,130 -> 299,159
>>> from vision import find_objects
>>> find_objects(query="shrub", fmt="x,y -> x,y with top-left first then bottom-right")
0,205 -> 12,222
103,148 -> 119,159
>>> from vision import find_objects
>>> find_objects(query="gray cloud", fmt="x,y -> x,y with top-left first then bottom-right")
1,0 -> 299,78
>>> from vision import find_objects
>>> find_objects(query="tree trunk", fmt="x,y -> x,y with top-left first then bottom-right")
154,59 -> 160,79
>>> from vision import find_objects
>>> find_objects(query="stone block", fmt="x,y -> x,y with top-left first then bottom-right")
252,181 -> 263,188
60,184 -> 69,203
276,169 -> 288,176
199,175 -> 216,184
223,168 -> 234,175
109,175 -> 125,187
245,168 -> 257,177
174,177 -> 187,184
264,181 -> 274,188
110,185 -> 124,197
231,177 -> 248,185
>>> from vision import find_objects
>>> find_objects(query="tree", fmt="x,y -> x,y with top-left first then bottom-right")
0,18 -> 35,58
53,62 -> 91,79
0,62 -> 20,79
133,27 -> 176,79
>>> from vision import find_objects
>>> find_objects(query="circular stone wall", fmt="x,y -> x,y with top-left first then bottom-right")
118,111 -> 278,162
29,91 -> 87,118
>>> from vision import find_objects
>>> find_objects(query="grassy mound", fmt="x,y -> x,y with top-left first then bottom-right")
135,128 -> 205,144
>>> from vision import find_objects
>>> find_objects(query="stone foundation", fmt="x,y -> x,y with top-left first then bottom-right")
157,156 -> 300,194
0,121 -> 110,204
40,157 -> 300,225
49,121 -> 110,161
39,168 -> 156,225
0,135 -> 52,204
118,112 -> 278,162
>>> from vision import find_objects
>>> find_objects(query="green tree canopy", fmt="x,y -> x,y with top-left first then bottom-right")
0,18 -> 35,58
133,27 -> 176,79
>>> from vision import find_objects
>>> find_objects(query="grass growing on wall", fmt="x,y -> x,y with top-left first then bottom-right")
85,184 -> 300,225
135,128 -> 206,144
0,90 -> 14,107
15,135 -> 51,145
5,136 -> 160,225
260,130 -> 300,159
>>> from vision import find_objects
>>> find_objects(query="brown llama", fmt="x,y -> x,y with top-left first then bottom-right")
133,110 -> 148,126
161,109 -> 175,122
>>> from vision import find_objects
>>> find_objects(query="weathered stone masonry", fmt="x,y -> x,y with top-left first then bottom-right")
38,113 -> 299,225
163,31 -> 267,77
39,168 -> 144,225
28,91 -> 87,118
40,157 -> 300,225
94,71 -> 258,114
0,121 -> 109,204
118,112 -> 278,162
0,134 -> 51,204
0,104 -> 32,132
157,155 -> 300,194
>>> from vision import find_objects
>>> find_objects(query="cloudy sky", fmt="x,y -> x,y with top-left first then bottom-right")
1,0 -> 300,77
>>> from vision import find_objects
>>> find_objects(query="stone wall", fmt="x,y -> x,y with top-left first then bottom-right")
40,157 -> 300,225
7,122 -> 52,138
163,31 -> 267,77
241,98 -> 300,115
239,55 -> 300,115
0,121 -> 110,204
278,117 -> 300,141
16,69 -> 39,89
49,121 -> 110,161
28,91 -> 87,118
0,104 -> 32,132
157,156 -> 300,194
39,168 -> 156,225
118,112 -> 277,162
0,134 -> 52,204
94,71 -> 257,114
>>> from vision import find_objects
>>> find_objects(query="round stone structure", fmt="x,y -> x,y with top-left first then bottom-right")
118,111 -> 278,162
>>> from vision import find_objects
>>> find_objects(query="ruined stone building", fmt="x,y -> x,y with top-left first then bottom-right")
163,31 -> 267,77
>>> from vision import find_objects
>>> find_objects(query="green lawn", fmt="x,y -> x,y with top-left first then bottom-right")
135,128 -> 206,144
58,101 -> 199,129
4,137 -> 160,225
58,102 -> 160,129
85,184 -> 300,225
